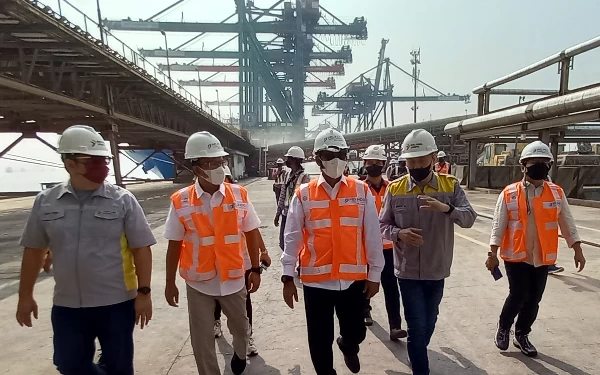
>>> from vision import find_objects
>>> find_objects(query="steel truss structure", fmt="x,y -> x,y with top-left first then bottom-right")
104,0 -> 368,143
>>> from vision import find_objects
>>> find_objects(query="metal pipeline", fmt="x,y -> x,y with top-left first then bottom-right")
445,86 -> 600,135
473,35 -> 600,94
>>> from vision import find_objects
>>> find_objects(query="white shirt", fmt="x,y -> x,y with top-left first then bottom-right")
489,181 -> 580,267
281,175 -> 385,291
164,181 -> 261,296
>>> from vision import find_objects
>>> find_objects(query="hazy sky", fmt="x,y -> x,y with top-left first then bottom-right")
2,0 -> 600,189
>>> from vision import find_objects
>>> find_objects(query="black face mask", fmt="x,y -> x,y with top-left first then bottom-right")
409,164 -> 432,182
285,159 -> 293,168
438,158 -> 445,164
365,164 -> 384,177
525,163 -> 550,181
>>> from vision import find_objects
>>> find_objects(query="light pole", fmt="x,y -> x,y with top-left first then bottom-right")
160,30 -> 172,89
196,70 -> 203,103
215,89 -> 222,119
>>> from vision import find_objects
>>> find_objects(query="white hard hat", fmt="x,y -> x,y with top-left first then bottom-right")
284,146 -> 305,159
57,125 -> 112,157
437,151 -> 447,158
224,166 -> 232,177
398,156 -> 406,162
185,131 -> 229,159
313,128 -> 348,153
400,129 -> 438,159
519,141 -> 552,163
276,158 -> 285,164
362,144 -> 387,161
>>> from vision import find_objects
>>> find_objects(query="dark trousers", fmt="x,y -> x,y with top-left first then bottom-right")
364,250 -> 402,329
398,279 -> 445,375
499,261 -> 549,336
274,185 -> 282,204
304,281 -> 367,375
215,269 -> 253,328
51,299 -> 136,375
279,214 -> 287,250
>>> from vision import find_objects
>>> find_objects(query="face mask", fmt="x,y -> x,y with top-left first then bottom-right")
365,164 -> 384,177
321,158 -> 346,179
83,164 -> 109,184
525,163 -> 550,181
409,164 -> 432,182
201,166 -> 226,185
438,158 -> 445,164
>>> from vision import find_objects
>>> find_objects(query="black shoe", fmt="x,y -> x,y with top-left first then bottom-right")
231,352 -> 247,375
390,328 -> 408,341
514,334 -> 538,357
337,337 -> 360,373
364,311 -> 373,327
494,326 -> 510,351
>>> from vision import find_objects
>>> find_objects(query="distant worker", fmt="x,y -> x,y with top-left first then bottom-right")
16,125 -> 156,375
212,166 -> 271,357
281,128 -> 384,375
361,145 -> 407,341
343,164 -> 350,177
274,146 -> 310,251
386,157 -> 408,181
434,151 -> 451,174
164,131 -> 263,375
487,140 -> 585,358
380,129 -> 477,374
273,158 -> 287,203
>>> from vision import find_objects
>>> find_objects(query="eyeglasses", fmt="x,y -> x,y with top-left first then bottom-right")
319,150 -> 348,162
70,155 -> 112,165
197,160 -> 227,170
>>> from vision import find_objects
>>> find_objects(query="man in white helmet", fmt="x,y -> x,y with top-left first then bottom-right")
486,140 -> 585,358
379,129 -> 476,374
16,125 -> 156,375
274,146 -> 310,251
386,157 -> 408,181
163,131 -> 263,374
273,158 -> 287,203
361,145 -> 407,340
434,151 -> 451,174
281,128 -> 384,375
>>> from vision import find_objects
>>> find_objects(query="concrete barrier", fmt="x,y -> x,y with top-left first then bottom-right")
454,165 -> 468,185
555,167 -> 579,198
488,166 -> 511,189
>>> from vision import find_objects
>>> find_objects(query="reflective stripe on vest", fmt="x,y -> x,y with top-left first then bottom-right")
171,183 -> 248,282
435,162 -> 450,174
296,178 -> 368,282
500,181 -> 562,265
369,182 -> 394,250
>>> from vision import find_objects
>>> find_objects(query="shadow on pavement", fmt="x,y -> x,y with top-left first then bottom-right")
550,274 -> 600,293
501,352 -> 592,375
370,321 -> 489,375
216,338 -> 281,375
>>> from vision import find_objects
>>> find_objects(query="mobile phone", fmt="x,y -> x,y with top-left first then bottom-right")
260,260 -> 269,271
492,265 -> 503,281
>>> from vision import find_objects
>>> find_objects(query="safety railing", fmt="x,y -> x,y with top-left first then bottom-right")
28,0 -> 242,136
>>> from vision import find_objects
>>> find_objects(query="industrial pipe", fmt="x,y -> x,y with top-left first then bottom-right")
459,110 -> 600,140
445,86 -> 600,135
473,35 -> 600,94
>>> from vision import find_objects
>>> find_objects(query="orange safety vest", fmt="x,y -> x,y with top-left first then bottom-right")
500,181 -> 563,265
296,178 -> 369,283
171,183 -> 249,282
434,162 -> 450,174
368,180 -> 394,250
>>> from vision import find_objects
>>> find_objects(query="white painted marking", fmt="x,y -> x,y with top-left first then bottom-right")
576,225 -> 600,234
455,232 -> 489,248
471,203 -> 495,210
0,279 -> 19,291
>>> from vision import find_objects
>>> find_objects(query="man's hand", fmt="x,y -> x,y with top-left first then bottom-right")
274,215 -> 280,227
485,252 -> 500,273
135,294 -> 152,329
363,281 -> 380,299
260,252 -> 272,267
42,251 -> 52,273
16,296 -> 38,327
398,228 -> 424,246
164,282 -> 179,307
283,281 -> 298,309
574,245 -> 586,272
247,271 -> 261,293
418,195 -> 450,212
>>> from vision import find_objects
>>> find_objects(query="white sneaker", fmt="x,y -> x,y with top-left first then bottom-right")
247,333 -> 258,357
214,320 -> 223,338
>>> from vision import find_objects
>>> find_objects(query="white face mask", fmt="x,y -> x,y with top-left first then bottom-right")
201,166 -> 226,185
321,158 -> 347,179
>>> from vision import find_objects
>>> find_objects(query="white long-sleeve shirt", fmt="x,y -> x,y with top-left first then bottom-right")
281,175 -> 385,291
489,181 -> 581,267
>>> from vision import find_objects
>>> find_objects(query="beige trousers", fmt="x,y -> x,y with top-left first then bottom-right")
186,284 -> 249,375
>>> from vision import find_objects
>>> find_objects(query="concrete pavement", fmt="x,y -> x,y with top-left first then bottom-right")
0,179 -> 598,374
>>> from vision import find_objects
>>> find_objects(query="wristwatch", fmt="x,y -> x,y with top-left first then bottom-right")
250,267 -> 262,275
137,286 -> 151,295
444,203 -> 455,214
281,275 -> 294,284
